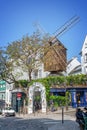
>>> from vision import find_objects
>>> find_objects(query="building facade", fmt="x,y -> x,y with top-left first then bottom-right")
0,80 -> 12,109
81,35 -> 87,74
67,57 -> 81,75
2,35 -> 87,110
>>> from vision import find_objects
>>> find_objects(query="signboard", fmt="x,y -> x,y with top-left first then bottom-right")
17,97 -> 21,100
17,93 -> 22,98
0,81 -> 6,91
0,81 -> 5,85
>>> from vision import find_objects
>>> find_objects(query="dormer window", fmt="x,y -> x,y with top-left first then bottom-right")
85,53 -> 87,62
85,43 -> 87,48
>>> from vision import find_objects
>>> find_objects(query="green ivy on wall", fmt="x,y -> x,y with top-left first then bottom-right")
18,74 -> 87,106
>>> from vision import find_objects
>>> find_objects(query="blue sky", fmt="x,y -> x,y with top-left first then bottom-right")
0,0 -> 87,61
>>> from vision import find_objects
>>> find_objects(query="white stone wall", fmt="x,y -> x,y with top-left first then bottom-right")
12,61 -> 50,81
31,63 -> 50,80
12,65 -> 29,80
81,35 -> 87,74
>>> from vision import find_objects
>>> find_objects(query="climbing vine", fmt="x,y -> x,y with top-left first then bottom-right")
18,74 -> 87,106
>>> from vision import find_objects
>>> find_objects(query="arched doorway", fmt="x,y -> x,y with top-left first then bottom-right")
28,82 -> 46,114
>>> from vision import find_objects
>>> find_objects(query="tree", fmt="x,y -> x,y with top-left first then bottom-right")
0,47 -> 15,83
0,31 -> 50,97
0,48 -> 5,77
5,32 -> 44,81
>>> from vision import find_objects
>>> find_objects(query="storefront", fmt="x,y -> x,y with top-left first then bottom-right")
68,88 -> 87,108
11,90 -> 26,112
0,80 -> 6,109
50,87 -> 87,108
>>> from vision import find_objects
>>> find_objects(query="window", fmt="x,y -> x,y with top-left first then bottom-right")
85,53 -> 87,62
38,69 -> 42,78
34,69 -> 38,79
85,43 -> 87,48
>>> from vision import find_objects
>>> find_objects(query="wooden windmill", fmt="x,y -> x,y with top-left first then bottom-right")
43,15 -> 80,74
34,15 -> 80,74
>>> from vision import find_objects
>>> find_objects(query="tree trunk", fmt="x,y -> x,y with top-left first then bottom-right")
28,70 -> 32,82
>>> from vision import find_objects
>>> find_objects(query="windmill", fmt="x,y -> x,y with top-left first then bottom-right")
34,15 -> 80,75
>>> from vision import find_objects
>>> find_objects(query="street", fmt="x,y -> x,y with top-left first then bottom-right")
0,108 -> 80,130
0,116 -> 48,130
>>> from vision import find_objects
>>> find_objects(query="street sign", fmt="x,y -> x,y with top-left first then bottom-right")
17,93 -> 22,98
17,97 -> 21,100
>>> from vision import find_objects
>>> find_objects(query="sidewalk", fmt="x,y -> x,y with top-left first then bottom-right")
16,106 -> 76,118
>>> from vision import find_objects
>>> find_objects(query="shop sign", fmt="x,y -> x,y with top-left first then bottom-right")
17,93 -> 22,98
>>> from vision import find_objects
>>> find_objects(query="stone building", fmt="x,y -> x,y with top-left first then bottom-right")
81,35 -> 87,74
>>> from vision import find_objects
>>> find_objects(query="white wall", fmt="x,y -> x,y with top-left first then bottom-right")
81,35 -> 87,74
12,65 -> 29,80
31,63 -> 50,79
67,57 -> 81,75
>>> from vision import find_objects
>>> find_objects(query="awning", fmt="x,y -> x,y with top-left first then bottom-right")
50,88 -> 66,92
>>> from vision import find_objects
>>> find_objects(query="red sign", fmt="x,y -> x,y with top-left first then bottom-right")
17,93 -> 22,98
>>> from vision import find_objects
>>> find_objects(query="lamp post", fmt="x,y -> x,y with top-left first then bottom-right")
62,106 -> 64,124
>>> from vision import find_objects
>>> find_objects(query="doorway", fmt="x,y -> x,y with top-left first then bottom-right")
28,82 -> 46,114
76,91 -> 84,107
33,91 -> 41,112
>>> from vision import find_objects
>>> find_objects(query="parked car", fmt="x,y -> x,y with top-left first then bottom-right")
2,107 -> 15,116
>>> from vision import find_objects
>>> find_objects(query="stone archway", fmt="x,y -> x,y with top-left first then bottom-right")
28,82 -> 47,114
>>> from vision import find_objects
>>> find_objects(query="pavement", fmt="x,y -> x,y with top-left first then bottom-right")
15,107 -> 80,130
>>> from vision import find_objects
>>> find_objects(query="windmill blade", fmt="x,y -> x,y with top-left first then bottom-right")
49,15 -> 80,45
54,15 -> 80,36
33,21 -> 47,36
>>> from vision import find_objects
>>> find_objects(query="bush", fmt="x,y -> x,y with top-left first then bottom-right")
49,95 -> 66,107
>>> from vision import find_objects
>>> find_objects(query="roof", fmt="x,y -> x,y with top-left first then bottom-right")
69,65 -> 81,74
49,36 -> 67,50
67,57 -> 77,65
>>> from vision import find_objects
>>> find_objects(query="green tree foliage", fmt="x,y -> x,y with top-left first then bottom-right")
0,31 -> 50,99
0,47 -> 15,83
6,33 -> 43,82
49,95 -> 66,106
0,31 -> 49,82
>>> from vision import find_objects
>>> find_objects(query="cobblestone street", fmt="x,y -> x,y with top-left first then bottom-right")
0,107 -> 80,130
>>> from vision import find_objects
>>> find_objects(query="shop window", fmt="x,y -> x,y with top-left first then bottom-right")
76,91 -> 84,106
